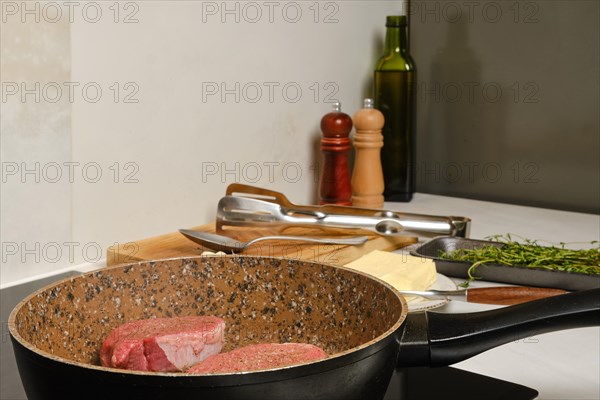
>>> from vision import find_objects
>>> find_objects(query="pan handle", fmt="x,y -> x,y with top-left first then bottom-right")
397,288 -> 600,368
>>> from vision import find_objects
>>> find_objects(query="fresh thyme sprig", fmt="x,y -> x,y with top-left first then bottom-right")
439,234 -> 600,287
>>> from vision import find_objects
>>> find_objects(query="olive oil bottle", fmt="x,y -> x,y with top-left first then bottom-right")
374,16 -> 416,202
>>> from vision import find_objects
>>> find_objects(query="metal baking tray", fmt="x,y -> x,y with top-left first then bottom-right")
411,237 -> 600,292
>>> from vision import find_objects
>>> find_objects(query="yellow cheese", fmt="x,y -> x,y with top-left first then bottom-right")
345,250 -> 437,302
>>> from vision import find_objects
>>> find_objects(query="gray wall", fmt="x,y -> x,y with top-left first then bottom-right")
410,0 -> 599,213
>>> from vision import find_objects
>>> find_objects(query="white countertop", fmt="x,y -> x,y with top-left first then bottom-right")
386,193 -> 600,400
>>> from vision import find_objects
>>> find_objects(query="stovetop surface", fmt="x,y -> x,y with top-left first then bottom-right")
1,273 -> 537,400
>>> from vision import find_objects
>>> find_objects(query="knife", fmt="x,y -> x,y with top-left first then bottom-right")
399,286 -> 568,305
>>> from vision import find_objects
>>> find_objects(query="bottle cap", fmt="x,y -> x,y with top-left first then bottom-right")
386,16 -> 407,27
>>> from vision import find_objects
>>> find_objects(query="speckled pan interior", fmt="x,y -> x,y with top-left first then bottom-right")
10,256 -> 406,368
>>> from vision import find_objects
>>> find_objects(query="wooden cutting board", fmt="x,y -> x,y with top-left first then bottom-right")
106,224 -> 418,266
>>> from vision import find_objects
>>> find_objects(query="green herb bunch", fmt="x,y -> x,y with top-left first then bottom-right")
440,234 -> 600,282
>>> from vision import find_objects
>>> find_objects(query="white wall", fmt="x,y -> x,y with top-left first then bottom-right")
1,9 -> 72,285
1,1 -> 403,285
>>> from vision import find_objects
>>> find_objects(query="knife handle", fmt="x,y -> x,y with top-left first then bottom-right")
467,286 -> 567,305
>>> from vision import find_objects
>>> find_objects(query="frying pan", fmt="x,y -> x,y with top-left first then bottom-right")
8,256 -> 599,400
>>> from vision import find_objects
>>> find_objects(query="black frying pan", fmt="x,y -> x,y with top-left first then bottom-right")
8,256 -> 600,400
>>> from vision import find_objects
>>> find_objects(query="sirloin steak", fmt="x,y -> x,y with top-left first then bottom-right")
188,343 -> 327,374
100,316 -> 225,372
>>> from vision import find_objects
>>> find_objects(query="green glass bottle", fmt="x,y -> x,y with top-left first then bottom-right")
374,15 -> 416,202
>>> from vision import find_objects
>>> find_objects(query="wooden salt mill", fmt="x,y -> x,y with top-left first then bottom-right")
319,102 -> 353,205
351,98 -> 385,208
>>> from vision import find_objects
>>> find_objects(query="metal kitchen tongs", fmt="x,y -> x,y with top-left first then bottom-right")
216,183 -> 470,237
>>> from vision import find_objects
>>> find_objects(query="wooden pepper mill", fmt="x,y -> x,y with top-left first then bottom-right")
319,102 -> 353,205
351,98 -> 385,208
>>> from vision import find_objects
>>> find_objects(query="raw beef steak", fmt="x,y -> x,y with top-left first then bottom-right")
188,343 -> 327,374
100,316 -> 225,372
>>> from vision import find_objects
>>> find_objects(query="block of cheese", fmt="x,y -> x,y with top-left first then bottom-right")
345,251 -> 437,302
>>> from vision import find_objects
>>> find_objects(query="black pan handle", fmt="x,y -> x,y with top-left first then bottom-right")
397,288 -> 600,368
